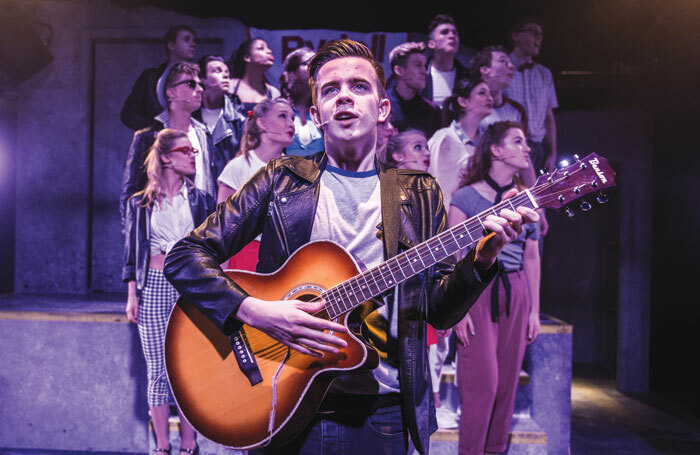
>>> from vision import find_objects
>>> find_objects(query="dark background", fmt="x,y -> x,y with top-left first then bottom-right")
2,0 -> 699,418
114,0 -> 700,418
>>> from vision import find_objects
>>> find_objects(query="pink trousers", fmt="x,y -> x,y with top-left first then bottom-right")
457,270 -> 530,455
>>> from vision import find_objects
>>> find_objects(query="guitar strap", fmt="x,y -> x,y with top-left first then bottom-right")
379,164 -> 401,260
230,330 -> 263,386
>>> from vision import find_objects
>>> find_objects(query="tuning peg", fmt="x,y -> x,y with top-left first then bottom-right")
539,169 -> 548,176
580,201 -> 592,211
591,180 -> 598,188
564,206 -> 575,217
573,154 -> 580,162
558,195 -> 565,203
596,191 -> 609,204
558,159 -> 570,168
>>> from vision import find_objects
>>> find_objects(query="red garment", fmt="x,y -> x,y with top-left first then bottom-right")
426,323 -> 438,346
223,240 -> 261,272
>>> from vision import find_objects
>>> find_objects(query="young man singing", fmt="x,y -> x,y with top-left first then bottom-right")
164,39 -> 537,455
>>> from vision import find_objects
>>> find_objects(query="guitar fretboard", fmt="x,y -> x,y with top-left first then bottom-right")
321,190 -> 538,319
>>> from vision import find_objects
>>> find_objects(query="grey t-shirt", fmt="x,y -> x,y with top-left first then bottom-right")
310,165 -> 400,394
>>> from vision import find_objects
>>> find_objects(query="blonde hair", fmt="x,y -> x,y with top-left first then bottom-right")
137,128 -> 190,208
240,98 -> 292,160
382,129 -> 426,168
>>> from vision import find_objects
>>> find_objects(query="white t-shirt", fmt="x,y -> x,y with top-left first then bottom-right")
187,126 -> 206,193
217,150 -> 267,191
430,65 -> 456,108
200,107 -> 223,132
428,121 -> 477,210
217,151 -> 267,242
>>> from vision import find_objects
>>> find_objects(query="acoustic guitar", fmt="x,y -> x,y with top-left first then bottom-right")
164,153 -> 615,449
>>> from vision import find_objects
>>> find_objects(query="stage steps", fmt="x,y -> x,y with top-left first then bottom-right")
429,364 -> 547,455
0,294 -> 571,455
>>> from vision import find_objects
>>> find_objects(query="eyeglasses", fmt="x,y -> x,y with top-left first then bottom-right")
168,146 -> 199,156
169,79 -> 204,90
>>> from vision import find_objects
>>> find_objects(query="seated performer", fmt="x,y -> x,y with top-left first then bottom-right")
164,39 -> 537,455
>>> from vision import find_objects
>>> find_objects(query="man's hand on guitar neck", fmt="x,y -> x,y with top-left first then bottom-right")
474,188 -> 540,269
235,296 -> 349,357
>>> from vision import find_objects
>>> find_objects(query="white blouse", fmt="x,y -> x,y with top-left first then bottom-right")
150,183 -> 194,257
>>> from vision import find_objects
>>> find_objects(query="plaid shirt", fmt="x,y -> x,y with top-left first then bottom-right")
504,53 -> 558,142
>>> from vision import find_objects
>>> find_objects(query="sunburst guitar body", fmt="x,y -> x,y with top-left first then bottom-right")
165,241 -> 378,450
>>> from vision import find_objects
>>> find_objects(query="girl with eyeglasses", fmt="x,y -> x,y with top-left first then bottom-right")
123,129 -> 215,455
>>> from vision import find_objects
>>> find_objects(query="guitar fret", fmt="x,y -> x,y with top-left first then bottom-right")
329,288 -> 346,317
476,216 -> 485,232
322,291 -> 338,319
426,241 -> 439,262
385,262 -> 399,285
436,234 -> 448,257
367,269 -> 382,295
342,281 -> 357,309
358,274 -> 372,300
448,228 -> 464,250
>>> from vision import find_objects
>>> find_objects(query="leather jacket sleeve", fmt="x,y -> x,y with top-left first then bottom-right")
120,128 -> 155,227
122,196 -> 138,282
164,161 -> 276,336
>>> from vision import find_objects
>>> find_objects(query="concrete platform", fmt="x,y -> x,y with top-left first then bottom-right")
0,292 -> 148,453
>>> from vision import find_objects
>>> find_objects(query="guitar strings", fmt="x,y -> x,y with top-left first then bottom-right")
264,165 -> 597,358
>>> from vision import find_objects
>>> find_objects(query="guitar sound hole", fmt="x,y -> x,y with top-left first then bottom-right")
297,293 -> 317,302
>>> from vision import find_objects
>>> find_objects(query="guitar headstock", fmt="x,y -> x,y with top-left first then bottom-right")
531,153 -> 616,211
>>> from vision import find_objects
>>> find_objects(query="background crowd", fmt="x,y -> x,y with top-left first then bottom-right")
121,13 -> 557,455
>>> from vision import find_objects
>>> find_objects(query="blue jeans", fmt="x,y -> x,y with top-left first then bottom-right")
251,404 -> 408,455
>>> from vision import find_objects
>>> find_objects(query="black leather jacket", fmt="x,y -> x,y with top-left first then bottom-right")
120,62 -> 167,131
163,152 -> 495,454
122,183 -> 215,295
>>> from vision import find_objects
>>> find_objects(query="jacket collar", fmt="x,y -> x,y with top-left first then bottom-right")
210,96 -> 245,144
281,151 -> 327,183
154,110 -> 207,132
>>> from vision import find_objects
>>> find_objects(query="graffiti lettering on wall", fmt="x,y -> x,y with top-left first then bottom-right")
249,27 -> 410,84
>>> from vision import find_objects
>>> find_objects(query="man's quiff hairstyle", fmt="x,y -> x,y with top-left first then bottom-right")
308,39 -> 386,106
389,42 -> 427,72
427,14 -> 457,38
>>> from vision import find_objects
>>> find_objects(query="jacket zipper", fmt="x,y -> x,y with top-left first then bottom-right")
270,198 -> 291,255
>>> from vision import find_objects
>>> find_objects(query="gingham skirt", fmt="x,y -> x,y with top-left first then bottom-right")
138,268 -> 179,407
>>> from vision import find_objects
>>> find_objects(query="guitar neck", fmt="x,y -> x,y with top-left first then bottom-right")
321,189 -> 539,319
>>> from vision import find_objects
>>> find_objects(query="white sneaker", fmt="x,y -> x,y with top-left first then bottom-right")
436,407 -> 459,429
